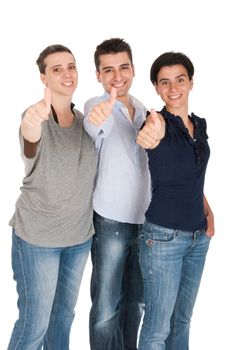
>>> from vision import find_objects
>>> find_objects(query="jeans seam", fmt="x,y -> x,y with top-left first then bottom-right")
90,236 -> 99,321
170,305 -> 177,349
13,237 -> 29,349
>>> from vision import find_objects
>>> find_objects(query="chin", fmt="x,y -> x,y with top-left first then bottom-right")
116,90 -> 128,97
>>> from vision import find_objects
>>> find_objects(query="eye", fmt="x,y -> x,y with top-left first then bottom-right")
104,68 -> 113,73
69,65 -> 77,70
178,77 -> 185,83
160,80 -> 169,86
53,67 -> 62,73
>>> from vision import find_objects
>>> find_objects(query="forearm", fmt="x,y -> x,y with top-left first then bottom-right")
203,194 -> 215,237
203,195 -> 214,217
20,121 -> 41,158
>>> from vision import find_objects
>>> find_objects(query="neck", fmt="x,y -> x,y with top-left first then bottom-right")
117,94 -> 130,107
51,98 -> 74,128
166,104 -> 189,121
52,102 -> 72,116
51,93 -> 73,113
119,95 -> 135,121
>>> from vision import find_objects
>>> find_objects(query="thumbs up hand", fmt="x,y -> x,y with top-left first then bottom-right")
23,88 -> 51,127
88,87 -> 117,126
136,109 -> 165,149
21,88 -> 52,142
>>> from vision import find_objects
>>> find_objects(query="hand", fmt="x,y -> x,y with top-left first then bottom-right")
88,87 -> 117,126
23,88 -> 51,127
206,211 -> 215,238
137,109 -> 165,149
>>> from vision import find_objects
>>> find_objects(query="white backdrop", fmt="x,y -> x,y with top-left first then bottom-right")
0,0 -> 231,349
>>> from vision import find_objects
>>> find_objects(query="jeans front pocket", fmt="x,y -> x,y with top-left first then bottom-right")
140,222 -> 176,246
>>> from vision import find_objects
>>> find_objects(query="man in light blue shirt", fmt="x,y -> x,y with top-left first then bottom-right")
84,38 -> 151,350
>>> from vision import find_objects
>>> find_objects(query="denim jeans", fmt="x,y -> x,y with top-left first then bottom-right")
138,221 -> 210,350
8,230 -> 91,350
90,212 -> 144,350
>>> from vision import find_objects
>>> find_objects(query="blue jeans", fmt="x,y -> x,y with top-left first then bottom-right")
138,222 -> 210,350
90,212 -> 144,350
8,230 -> 91,350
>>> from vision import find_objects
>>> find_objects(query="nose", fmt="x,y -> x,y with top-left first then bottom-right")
63,69 -> 71,77
113,70 -> 122,81
169,81 -> 178,90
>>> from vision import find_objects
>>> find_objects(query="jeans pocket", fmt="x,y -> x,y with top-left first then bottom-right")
146,232 -> 175,245
140,224 -> 176,244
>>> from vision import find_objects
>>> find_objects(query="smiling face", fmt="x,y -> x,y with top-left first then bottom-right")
155,64 -> 193,114
40,51 -> 78,97
96,52 -> 134,101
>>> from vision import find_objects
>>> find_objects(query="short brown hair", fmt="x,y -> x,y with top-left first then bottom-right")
94,38 -> 133,72
36,44 -> 73,74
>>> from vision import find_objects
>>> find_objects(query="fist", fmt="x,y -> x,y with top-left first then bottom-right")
23,88 -> 51,127
88,87 -> 117,126
137,109 -> 165,149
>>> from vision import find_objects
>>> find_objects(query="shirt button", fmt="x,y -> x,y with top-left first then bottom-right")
193,138 -> 196,142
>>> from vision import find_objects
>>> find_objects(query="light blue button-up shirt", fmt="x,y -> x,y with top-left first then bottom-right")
84,92 -> 151,224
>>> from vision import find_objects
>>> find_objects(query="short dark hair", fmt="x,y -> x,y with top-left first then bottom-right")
94,38 -> 133,72
150,51 -> 194,84
36,44 -> 73,74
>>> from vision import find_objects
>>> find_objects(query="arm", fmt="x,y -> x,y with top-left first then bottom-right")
136,109 -> 165,149
21,88 -> 51,158
204,195 -> 215,237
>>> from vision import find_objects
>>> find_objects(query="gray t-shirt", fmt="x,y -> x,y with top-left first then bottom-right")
9,108 -> 97,247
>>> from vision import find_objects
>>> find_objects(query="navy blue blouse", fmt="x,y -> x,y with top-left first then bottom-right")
145,106 -> 210,231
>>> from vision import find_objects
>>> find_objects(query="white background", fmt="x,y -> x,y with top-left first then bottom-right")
0,0 -> 231,349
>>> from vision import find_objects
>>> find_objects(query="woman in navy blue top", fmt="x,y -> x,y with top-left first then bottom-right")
136,52 -> 214,350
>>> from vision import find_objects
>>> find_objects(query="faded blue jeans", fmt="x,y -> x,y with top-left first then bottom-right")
90,212 -> 144,350
138,221 -> 211,350
8,230 -> 91,350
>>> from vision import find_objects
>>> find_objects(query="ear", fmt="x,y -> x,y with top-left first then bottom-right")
190,78 -> 194,90
132,65 -> 135,77
40,73 -> 47,87
96,70 -> 102,83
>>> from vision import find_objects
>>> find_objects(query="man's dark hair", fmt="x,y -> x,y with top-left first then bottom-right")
36,44 -> 73,74
94,38 -> 133,72
150,51 -> 194,84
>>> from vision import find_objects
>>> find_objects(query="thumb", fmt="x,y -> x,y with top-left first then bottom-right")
109,87 -> 117,106
150,108 -> 159,122
44,87 -> 51,114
